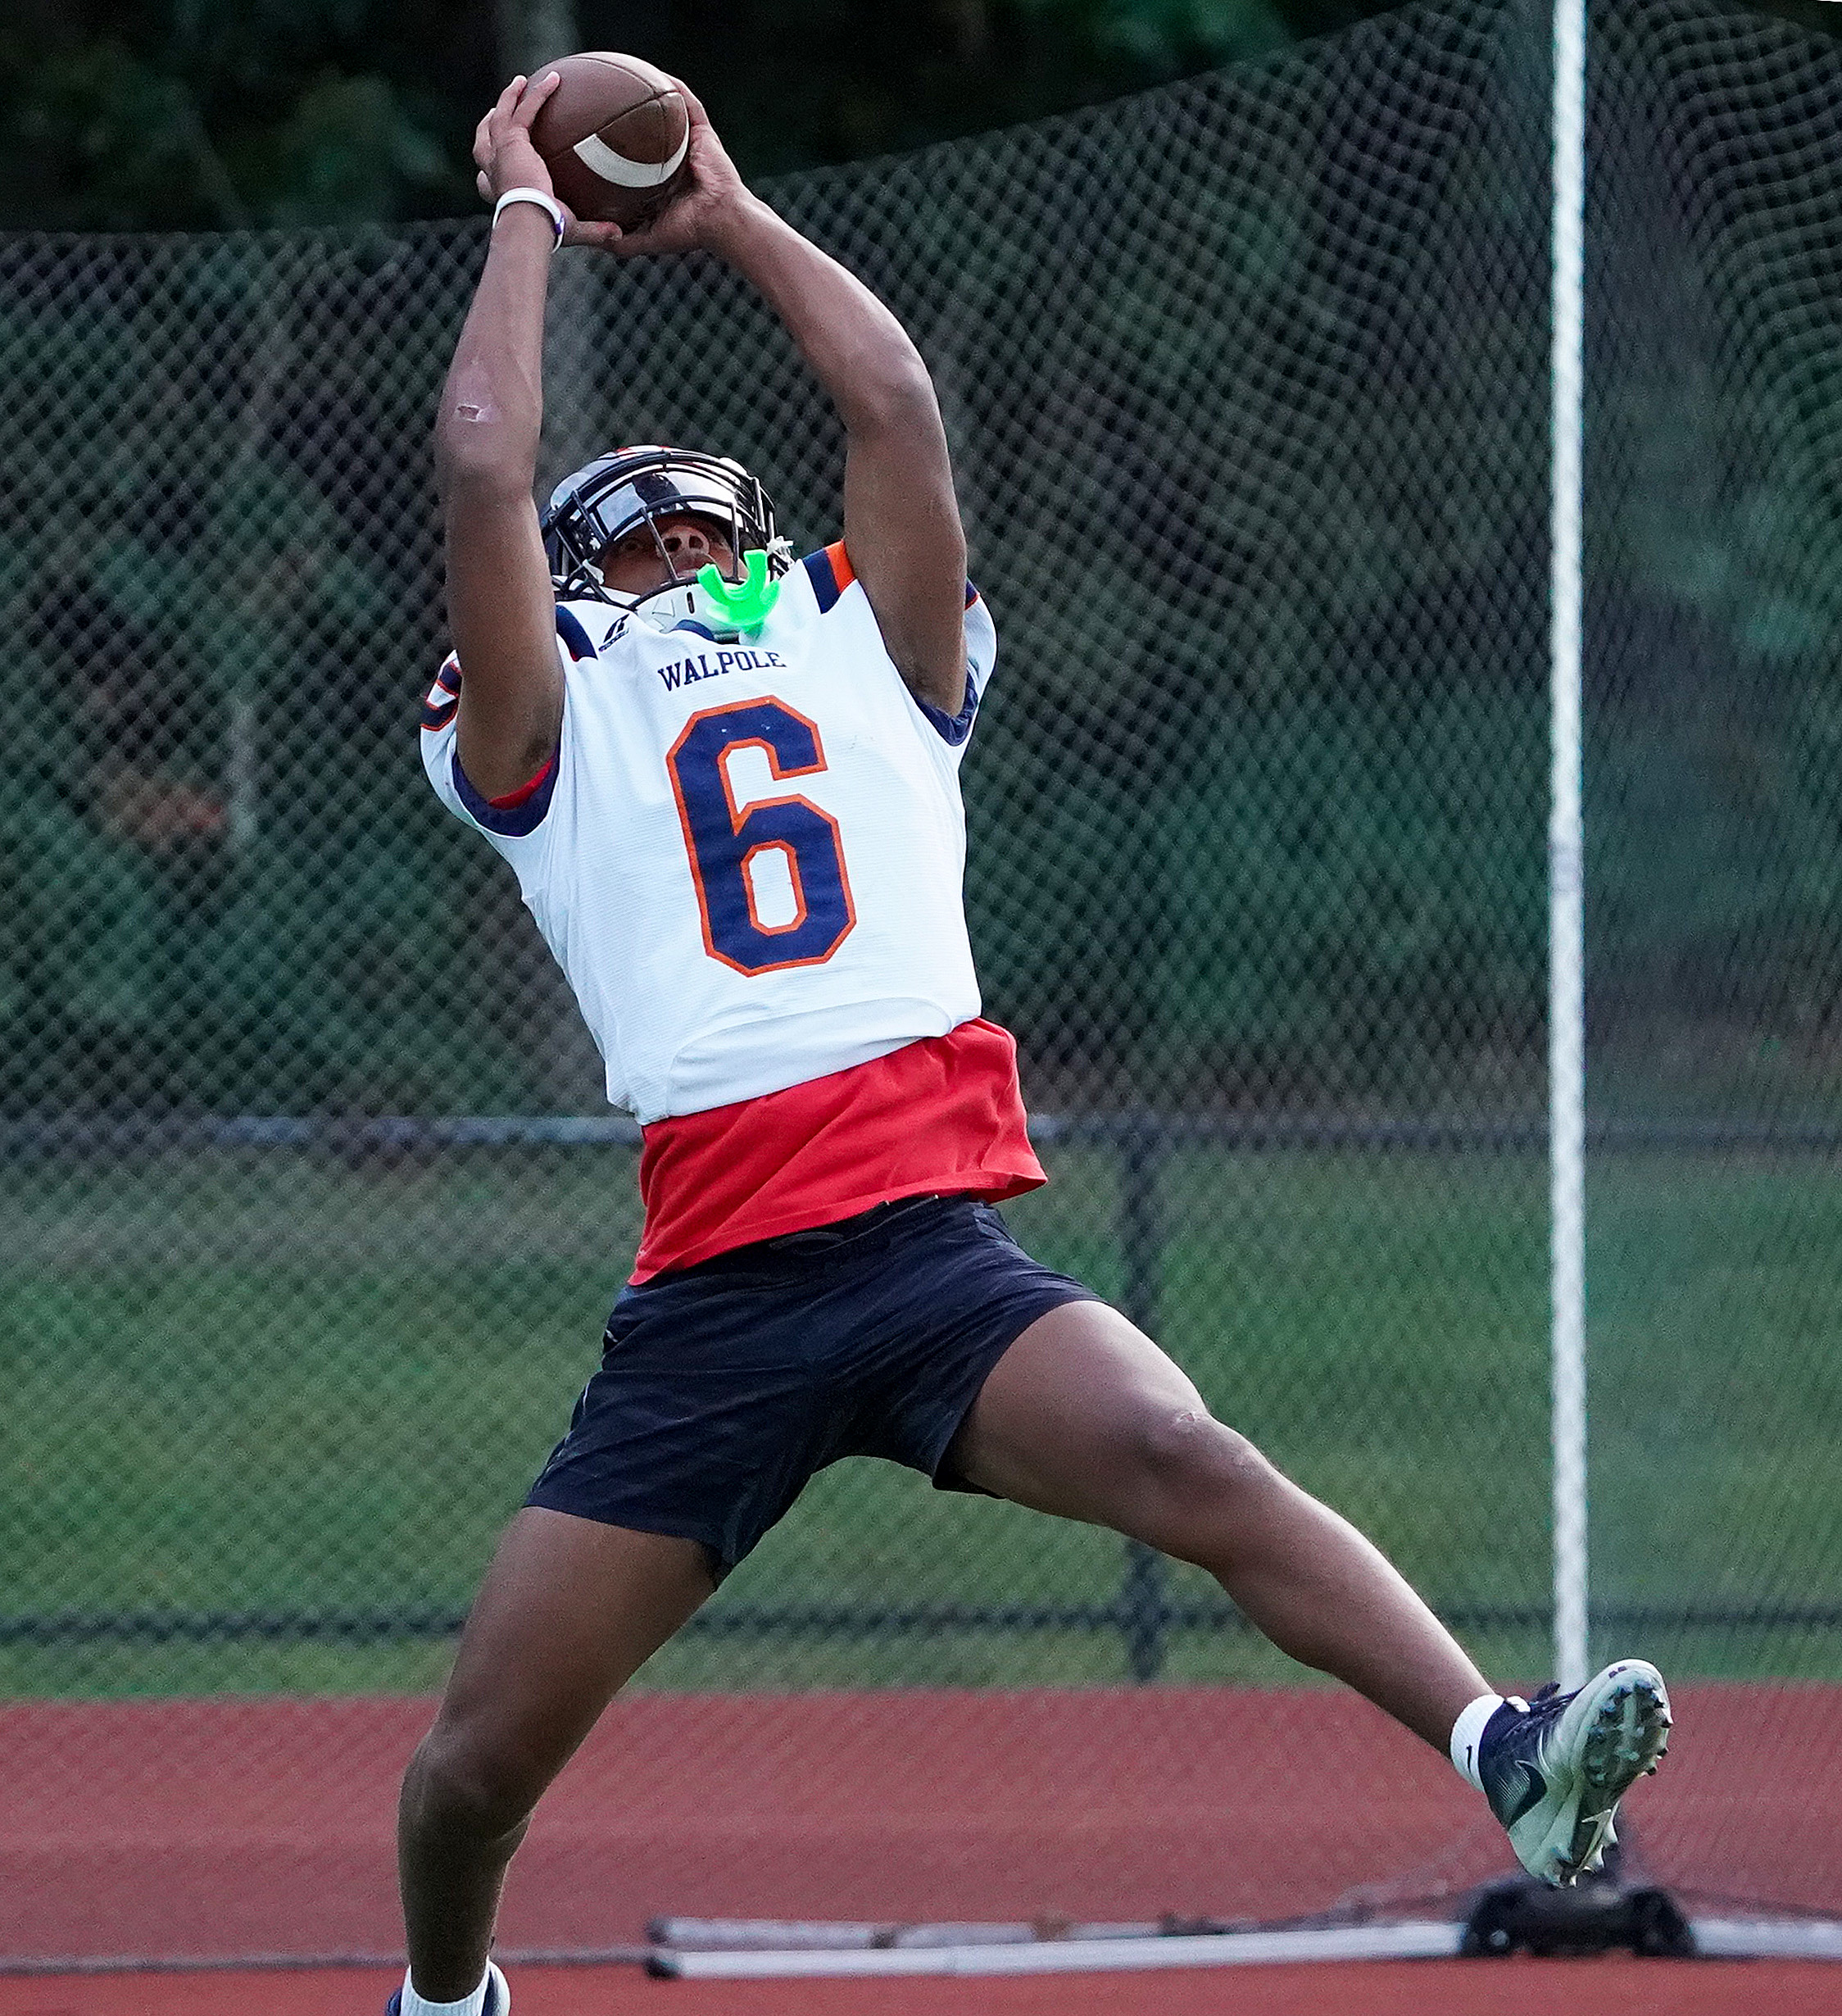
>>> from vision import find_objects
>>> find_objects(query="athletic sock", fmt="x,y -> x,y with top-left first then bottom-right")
1450,1692 -> 1507,1791
400,1968 -> 491,2016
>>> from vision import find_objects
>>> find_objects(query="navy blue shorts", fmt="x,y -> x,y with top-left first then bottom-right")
526,1195 -> 1100,1577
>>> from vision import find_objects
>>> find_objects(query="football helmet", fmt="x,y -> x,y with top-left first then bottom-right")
541,445 -> 793,640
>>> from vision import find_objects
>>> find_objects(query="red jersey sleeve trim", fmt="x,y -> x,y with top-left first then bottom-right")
487,751 -> 556,810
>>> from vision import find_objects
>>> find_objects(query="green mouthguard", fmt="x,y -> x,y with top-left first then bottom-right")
696,550 -> 780,636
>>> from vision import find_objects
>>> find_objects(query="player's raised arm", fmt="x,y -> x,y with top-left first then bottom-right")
436,75 -> 619,801
614,86 -> 969,715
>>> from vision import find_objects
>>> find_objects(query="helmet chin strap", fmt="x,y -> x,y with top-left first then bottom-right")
693,550 -> 780,637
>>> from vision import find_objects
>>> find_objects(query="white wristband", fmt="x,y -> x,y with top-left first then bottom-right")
492,188 -> 565,245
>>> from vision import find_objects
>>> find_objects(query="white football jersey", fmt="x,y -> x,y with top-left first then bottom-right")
420,546 -> 998,1125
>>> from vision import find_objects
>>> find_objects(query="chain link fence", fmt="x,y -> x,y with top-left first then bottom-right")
2,0 -> 1838,1964
1583,0 -> 1842,1917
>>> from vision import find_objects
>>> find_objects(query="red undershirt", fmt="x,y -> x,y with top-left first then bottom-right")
630,1018 -> 1045,1283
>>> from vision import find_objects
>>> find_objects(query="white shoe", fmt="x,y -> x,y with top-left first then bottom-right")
385,1960 -> 509,2016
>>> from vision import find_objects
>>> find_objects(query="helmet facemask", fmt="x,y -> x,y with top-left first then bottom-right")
542,447 -> 794,642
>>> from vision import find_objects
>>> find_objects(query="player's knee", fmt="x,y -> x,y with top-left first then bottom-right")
406,1720 -> 546,1842
1129,1407 -> 1273,1509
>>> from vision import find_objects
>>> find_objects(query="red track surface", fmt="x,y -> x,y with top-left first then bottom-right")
2,1682 -> 1835,1965
0,1960 -> 1836,2016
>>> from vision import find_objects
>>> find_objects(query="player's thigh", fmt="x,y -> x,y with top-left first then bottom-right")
429,1506 -> 715,1797
947,1298 -> 1229,1529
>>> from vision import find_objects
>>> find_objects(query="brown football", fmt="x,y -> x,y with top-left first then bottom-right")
527,53 -> 691,228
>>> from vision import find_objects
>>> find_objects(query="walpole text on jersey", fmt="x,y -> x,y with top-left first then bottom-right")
656,648 -> 787,692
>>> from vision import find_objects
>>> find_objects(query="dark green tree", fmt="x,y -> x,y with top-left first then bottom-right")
0,0 -> 1404,230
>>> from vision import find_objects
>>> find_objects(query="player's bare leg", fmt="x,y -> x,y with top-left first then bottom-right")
947,1301 -> 1487,1747
950,1301 -> 1671,1886
398,1510 -> 715,2000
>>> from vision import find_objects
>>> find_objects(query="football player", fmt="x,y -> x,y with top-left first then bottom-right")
392,71 -> 1671,2016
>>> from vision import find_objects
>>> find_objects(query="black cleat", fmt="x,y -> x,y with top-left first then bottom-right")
1477,1660 -> 1672,1885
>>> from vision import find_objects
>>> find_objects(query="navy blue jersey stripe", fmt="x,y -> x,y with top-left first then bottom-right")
555,606 -> 597,662
916,670 -> 979,747
451,748 -> 559,837
802,548 -> 842,613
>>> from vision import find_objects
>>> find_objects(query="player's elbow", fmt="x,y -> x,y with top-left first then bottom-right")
435,426 -> 538,501
842,360 -> 940,440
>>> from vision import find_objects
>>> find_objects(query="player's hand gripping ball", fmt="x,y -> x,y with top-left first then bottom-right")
524,53 -> 691,228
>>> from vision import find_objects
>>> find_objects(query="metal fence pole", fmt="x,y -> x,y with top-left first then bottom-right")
1117,1117 -> 1172,1682
1549,0 -> 1590,1696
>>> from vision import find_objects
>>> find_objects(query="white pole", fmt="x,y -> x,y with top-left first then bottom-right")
1550,0 -> 1590,1691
